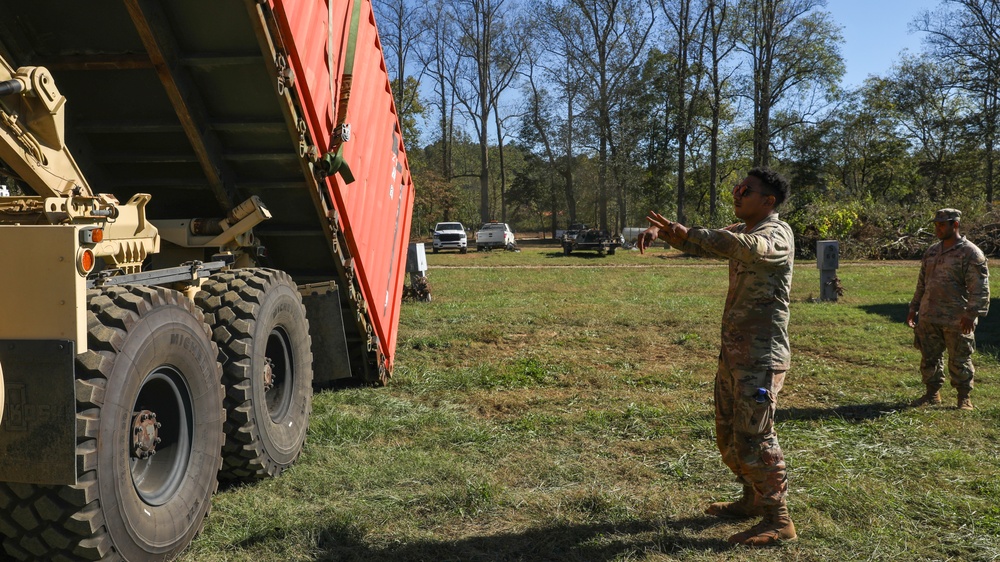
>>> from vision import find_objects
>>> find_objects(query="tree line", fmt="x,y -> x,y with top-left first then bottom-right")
375,0 -> 999,255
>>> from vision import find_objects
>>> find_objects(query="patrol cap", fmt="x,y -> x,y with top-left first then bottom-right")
932,208 -> 961,222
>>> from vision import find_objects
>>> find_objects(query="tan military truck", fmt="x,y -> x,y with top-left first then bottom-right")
0,0 -> 414,560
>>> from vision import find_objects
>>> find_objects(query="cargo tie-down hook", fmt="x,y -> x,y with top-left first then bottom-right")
318,0 -> 362,185
317,123 -> 354,183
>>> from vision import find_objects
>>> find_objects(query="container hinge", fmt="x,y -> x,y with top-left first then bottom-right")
275,52 -> 294,96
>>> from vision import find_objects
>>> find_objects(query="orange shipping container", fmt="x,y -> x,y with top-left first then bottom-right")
268,0 -> 415,371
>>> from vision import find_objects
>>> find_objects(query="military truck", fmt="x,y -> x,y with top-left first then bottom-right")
0,0 -> 413,560
562,228 -> 622,256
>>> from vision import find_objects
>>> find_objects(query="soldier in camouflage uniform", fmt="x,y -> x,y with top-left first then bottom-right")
638,167 -> 796,546
907,208 -> 990,411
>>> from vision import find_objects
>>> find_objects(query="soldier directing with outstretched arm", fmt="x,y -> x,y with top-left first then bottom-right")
907,208 -> 990,410
637,167 -> 796,547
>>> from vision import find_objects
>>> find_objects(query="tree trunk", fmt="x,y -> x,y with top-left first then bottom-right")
565,96 -> 577,225
494,104 -> 507,222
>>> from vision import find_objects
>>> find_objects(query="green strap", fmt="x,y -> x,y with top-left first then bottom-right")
321,144 -> 355,184
326,0 -> 363,184
343,0 -> 362,80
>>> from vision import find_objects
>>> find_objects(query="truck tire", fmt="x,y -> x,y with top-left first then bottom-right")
195,268 -> 313,481
0,286 -> 225,561
460,247 -> 467,254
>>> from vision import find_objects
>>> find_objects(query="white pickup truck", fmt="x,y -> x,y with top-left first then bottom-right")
476,222 -> 516,251
432,222 -> 468,253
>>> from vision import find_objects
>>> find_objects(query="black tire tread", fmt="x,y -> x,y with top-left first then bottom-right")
0,286 -> 224,561
195,268 -> 313,481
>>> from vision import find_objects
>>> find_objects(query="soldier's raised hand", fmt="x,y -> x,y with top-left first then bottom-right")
637,226 -> 659,255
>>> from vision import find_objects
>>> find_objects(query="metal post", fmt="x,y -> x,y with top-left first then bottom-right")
816,240 -> 839,302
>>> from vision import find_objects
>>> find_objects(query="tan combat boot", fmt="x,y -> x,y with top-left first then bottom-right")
727,503 -> 797,546
705,485 -> 763,519
911,389 -> 941,407
957,389 -> 974,410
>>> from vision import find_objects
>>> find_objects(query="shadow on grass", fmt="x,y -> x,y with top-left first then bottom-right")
976,297 -> 1000,359
777,401 -> 908,423
858,302 -> 909,324
241,516 -> 733,561
544,251 -> 615,260
859,298 -> 1000,360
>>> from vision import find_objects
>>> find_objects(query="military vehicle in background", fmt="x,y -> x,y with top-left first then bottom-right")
562,228 -> 623,256
0,0 -> 413,560
556,222 -> 588,241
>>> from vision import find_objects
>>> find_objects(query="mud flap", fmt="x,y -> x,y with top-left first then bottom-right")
300,283 -> 353,386
0,340 -> 76,485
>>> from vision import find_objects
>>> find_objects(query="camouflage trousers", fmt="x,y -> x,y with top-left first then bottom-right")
914,321 -> 975,392
714,355 -> 788,506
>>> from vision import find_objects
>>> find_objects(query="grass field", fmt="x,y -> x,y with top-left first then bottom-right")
180,244 -> 1000,561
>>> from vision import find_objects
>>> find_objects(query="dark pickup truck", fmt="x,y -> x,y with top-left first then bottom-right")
562,228 -> 623,256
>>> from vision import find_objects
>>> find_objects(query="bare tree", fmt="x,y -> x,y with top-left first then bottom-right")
372,0 -> 426,103
553,0 -> 656,231
491,20 -> 526,223
452,0 -> 521,224
661,0 -> 709,224
419,0 -> 459,182
521,42 -> 562,234
548,8 -> 588,228
736,0 -> 843,167
704,0 -> 738,219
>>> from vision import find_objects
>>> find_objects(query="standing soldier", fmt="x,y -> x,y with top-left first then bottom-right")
907,208 -> 990,410
638,167 -> 796,546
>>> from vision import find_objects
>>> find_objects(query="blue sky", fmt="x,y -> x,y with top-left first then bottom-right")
826,0 -> 941,88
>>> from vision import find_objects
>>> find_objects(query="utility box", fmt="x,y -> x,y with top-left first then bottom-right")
817,240 -> 840,301
405,242 -> 431,302
407,242 -> 428,274
817,240 -> 839,270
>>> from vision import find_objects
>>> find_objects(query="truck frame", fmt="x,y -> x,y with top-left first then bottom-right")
0,1 -> 413,560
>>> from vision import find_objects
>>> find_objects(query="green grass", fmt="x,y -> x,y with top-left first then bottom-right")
181,246 -> 1000,561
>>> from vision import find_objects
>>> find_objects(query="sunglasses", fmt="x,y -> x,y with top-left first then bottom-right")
732,182 -> 770,199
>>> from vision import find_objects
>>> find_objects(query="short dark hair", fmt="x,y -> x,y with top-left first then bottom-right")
748,167 -> 790,208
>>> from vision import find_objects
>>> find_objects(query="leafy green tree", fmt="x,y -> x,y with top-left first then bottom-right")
391,77 -> 426,151
830,79 -> 914,201
915,0 -> 1000,203
889,55 -> 976,202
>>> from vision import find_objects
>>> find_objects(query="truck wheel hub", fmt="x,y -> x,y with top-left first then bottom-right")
131,410 -> 161,459
262,357 -> 275,391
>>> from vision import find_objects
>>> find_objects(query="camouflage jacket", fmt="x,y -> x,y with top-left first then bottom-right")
671,213 -> 795,370
909,236 -> 990,325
